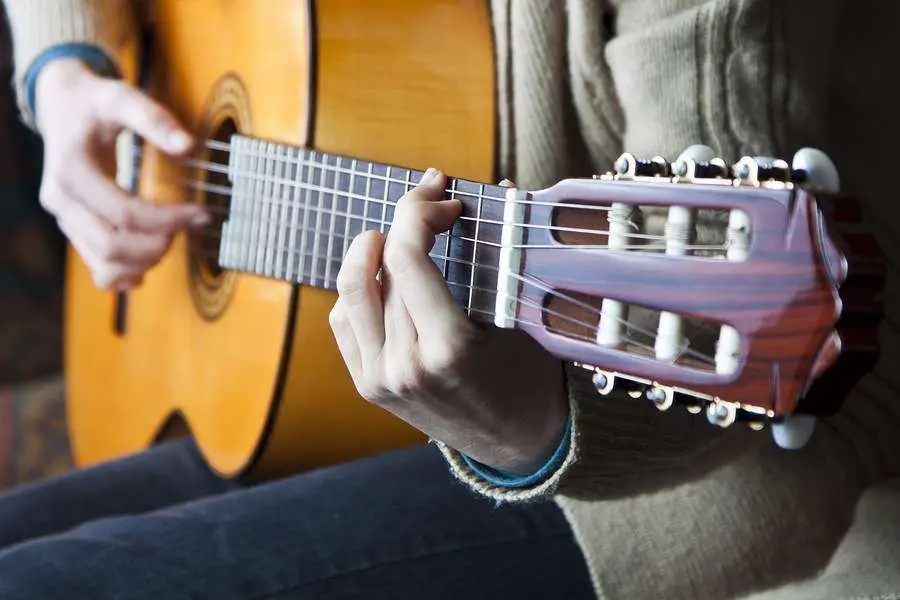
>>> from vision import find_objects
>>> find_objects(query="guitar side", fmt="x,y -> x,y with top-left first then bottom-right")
64,0 -> 497,480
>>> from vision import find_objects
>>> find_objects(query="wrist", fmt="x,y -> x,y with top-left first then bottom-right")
28,44 -> 121,133
34,59 -> 97,132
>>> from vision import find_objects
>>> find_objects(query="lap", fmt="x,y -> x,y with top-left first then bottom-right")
0,439 -> 593,599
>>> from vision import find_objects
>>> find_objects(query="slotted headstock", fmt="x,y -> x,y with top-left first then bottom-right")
502,147 -> 885,431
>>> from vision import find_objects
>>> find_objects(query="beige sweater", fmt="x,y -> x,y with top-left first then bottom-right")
4,1 -> 900,598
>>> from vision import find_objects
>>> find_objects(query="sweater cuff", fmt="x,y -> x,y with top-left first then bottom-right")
25,43 -> 121,122
459,414 -> 573,489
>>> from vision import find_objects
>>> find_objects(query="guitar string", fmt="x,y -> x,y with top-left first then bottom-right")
180,177 -> 729,253
201,219 -> 716,366
119,139 -> 725,365
245,246 -> 710,366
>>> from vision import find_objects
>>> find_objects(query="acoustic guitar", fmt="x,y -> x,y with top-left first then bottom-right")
65,0 -> 885,481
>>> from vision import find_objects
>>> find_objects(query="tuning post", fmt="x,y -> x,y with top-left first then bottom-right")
614,153 -> 672,179
705,400 -> 738,428
645,385 -> 674,411
734,156 -> 794,187
592,370 -> 615,395
672,157 -> 732,182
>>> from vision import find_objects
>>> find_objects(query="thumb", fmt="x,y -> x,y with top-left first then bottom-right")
99,80 -> 194,156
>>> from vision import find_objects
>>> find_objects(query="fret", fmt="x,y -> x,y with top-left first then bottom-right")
246,140 -> 265,273
328,156 -> 347,287
309,152 -> 327,287
380,165 -> 390,234
272,143 -> 288,278
284,145 -> 303,282
262,142 -> 281,277
220,135 -> 510,327
296,151 -> 314,283
238,139 -> 257,270
467,185 -> 484,315
340,158 -> 356,261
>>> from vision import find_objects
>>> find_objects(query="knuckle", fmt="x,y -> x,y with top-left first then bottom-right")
421,344 -> 465,376
382,241 -> 416,277
38,176 -> 65,211
335,265 -> 372,305
382,361 -> 426,398
95,232 -> 127,263
328,303 -> 346,330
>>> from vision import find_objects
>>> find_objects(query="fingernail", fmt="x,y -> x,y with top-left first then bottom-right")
190,210 -> 211,226
168,129 -> 193,152
419,167 -> 440,186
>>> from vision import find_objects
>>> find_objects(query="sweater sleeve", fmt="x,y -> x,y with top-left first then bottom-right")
438,0 -> 844,503
0,0 -> 138,129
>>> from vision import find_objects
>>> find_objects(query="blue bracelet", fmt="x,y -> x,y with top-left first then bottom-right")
460,414 -> 572,489
26,43 -> 121,117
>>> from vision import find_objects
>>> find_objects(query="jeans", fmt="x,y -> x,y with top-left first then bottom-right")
0,438 -> 594,599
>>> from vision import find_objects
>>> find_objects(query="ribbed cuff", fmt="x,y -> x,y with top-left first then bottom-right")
459,414 -> 573,489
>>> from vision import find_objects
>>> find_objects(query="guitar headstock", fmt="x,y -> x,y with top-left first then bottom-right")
501,147 -> 885,432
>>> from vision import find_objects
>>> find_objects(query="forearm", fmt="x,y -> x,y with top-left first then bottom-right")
0,0 -> 137,128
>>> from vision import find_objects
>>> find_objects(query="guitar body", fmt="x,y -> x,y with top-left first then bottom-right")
64,0 -> 497,479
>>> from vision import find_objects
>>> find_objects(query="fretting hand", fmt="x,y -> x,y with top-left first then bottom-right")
329,168 -> 569,474
35,58 -> 209,291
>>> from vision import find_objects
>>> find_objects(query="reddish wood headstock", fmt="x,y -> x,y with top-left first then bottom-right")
508,151 -> 885,429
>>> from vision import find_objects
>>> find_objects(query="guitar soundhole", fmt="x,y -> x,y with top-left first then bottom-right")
186,73 -> 251,321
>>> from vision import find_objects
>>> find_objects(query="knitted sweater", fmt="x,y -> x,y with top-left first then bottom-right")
3,1 -> 900,599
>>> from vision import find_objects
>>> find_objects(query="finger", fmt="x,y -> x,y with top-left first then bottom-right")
64,158 -> 209,234
381,268 -> 418,364
96,79 -> 195,156
55,198 -> 173,288
328,298 -> 364,386
384,168 -> 469,340
335,230 -> 388,368
58,214 -> 155,290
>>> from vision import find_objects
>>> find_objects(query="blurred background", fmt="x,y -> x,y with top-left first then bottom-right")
0,6 -> 73,492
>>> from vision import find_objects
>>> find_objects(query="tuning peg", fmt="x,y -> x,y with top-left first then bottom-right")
791,147 -> 840,193
733,155 -> 795,186
673,156 -> 732,180
614,153 -> 672,178
645,385 -> 674,411
705,400 -> 738,428
765,148 -> 840,451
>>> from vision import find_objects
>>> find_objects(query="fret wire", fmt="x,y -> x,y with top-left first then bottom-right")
250,141 -> 267,273
309,152 -> 326,287
263,142 -> 281,276
341,158 -> 356,261
242,139 -> 259,270
237,140 -> 252,270
296,151 -> 314,283
259,141 -> 277,273
324,157 -> 341,286
257,141 -> 271,274
272,143 -> 288,278
467,183 -> 484,316
380,165 -> 390,235
364,162 -> 372,240
285,145 -> 303,281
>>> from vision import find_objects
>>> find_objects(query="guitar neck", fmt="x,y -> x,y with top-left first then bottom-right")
217,134 -> 513,326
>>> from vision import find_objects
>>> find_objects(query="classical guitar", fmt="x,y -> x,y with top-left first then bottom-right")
65,0 -> 885,481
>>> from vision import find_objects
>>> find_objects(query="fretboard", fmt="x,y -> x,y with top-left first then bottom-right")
218,135 -> 510,325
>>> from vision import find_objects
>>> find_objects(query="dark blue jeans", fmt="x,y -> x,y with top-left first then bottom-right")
0,439 -> 593,599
